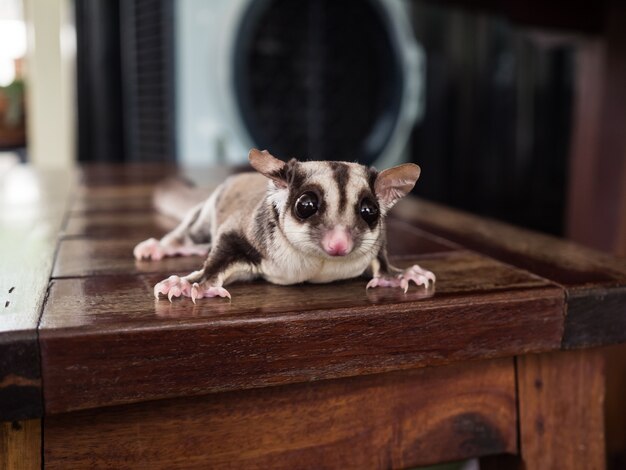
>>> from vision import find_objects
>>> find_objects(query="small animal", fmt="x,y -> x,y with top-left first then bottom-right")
134,149 -> 435,301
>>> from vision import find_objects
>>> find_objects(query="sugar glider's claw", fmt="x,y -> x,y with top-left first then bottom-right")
210,287 -> 232,300
154,275 -> 177,299
154,284 -> 161,300
154,275 -> 229,302
399,271 -> 429,293
191,283 -> 200,304
154,275 -> 192,301
191,283 -> 231,302
399,265 -> 435,292
167,286 -> 181,302
406,265 -> 436,283
367,264 -> 435,292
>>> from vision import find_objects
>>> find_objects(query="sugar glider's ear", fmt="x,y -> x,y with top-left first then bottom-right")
374,163 -> 421,210
249,148 -> 288,188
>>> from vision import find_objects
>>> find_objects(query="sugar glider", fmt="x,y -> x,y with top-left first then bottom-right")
134,149 -> 436,302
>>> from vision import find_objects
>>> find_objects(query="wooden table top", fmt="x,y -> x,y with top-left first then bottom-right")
2,163 -> 625,419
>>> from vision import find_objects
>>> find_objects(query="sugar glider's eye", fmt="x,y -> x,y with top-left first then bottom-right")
295,192 -> 318,219
360,198 -> 379,225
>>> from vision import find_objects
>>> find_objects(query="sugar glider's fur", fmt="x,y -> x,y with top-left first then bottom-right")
134,149 -> 435,301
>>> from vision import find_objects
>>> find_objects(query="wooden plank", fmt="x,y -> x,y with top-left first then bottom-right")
40,251 -> 563,414
393,197 -> 626,289
52,218 -> 458,278
71,169 -> 223,213
563,286 -> 626,348
566,38 -> 606,252
52,238 -> 205,278
0,332 -> 42,421
0,166 -> 75,420
605,344 -> 626,467
78,163 -> 239,187
566,0 -> 626,256
44,359 -> 516,469
79,163 -> 177,186
517,349 -> 606,470
62,212 -> 179,239
71,194 -> 153,214
0,420 -> 41,470
70,181 -> 210,214
392,197 -> 626,348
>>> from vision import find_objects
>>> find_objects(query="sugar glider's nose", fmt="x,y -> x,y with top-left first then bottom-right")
321,226 -> 353,256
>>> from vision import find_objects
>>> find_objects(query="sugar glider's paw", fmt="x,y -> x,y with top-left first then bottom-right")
153,275 -> 230,302
134,238 -> 167,260
154,275 -> 193,301
366,264 -> 436,293
134,238 -> 209,261
190,282 -> 231,303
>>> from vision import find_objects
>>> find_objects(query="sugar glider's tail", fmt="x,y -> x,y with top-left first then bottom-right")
153,177 -> 214,221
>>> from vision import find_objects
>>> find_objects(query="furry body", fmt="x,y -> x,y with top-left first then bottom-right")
134,150 -> 435,301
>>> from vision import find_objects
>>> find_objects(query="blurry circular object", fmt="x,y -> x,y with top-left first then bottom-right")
232,0 -> 423,166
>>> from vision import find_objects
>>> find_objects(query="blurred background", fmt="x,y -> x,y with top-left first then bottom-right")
2,0 -> 624,254
0,0 -> 624,466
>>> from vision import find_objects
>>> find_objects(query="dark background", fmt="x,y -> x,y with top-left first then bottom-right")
73,0 -> 584,238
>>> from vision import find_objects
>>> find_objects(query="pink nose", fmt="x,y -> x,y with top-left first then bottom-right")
321,227 -> 353,256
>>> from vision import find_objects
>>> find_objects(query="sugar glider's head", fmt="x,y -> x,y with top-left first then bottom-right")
249,149 -> 420,259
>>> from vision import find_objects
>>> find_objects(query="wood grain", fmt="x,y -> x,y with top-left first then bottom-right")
44,359 -> 516,469
517,349 -> 606,470
392,197 -> 626,348
393,197 -> 626,289
605,344 -> 626,468
79,163 -> 177,186
563,286 -> 626,348
52,219 -> 458,278
566,1 -> 626,256
63,212 -> 180,239
52,238 -> 204,278
0,332 -> 42,421
0,166 -> 75,420
71,194 -> 153,214
0,420 -> 41,470
78,163 -> 241,187
40,251 -> 564,414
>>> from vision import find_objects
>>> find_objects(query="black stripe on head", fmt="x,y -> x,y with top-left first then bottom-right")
367,167 -> 378,195
330,162 -> 350,213
268,158 -> 305,188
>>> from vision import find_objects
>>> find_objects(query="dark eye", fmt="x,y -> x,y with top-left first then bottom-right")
360,198 -> 379,225
295,192 -> 318,219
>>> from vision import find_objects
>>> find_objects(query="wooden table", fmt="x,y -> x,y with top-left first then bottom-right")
2,164 -> 625,469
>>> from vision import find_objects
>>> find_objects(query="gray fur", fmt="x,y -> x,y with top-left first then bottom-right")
135,149 -> 432,301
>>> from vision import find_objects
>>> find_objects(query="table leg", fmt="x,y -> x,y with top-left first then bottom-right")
0,420 -> 41,470
517,349 -> 606,470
